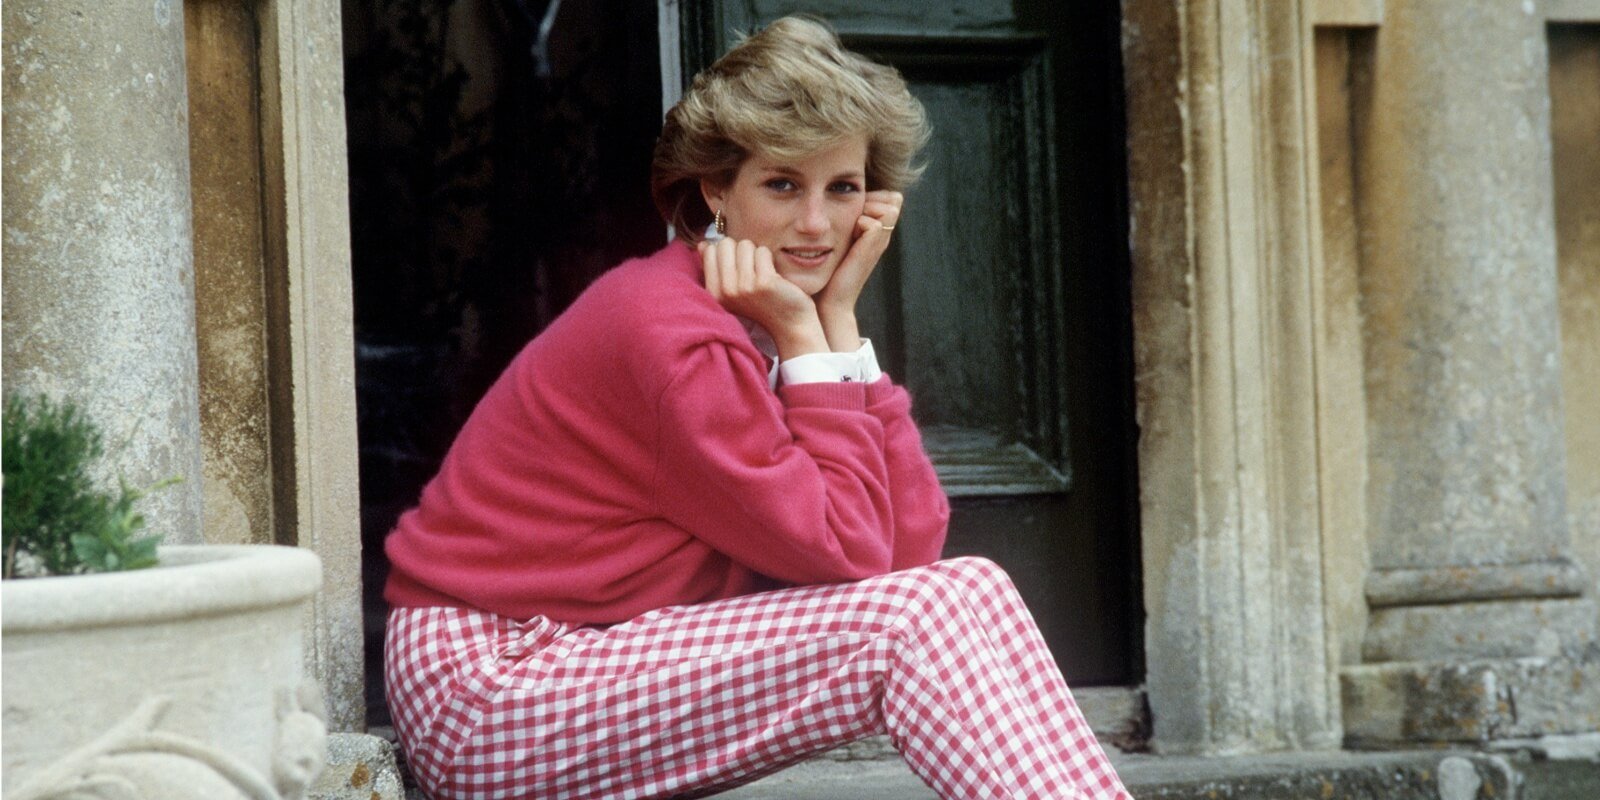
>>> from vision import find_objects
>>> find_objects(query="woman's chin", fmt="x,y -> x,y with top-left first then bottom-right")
781,271 -> 832,298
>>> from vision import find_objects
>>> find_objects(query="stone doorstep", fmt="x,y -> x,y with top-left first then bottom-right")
378,685 -> 1150,798
713,742 -> 1532,799
340,688 -> 1600,798
363,720 -> 1598,798
372,732 -> 1597,799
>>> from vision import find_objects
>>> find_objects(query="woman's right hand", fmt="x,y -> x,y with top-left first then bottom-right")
700,238 -> 829,360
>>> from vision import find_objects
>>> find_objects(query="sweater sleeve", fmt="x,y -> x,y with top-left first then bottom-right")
654,341 -> 898,584
865,377 -> 951,569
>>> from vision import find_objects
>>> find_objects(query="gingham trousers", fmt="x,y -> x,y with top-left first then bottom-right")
385,556 -> 1132,799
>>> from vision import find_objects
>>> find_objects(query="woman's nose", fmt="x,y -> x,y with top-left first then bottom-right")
795,195 -> 828,235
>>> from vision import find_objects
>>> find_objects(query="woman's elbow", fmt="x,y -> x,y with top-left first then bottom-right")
792,528 -> 895,583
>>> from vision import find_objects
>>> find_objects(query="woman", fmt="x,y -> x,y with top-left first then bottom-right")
384,16 -> 1131,800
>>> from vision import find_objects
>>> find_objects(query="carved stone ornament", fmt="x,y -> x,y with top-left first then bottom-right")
10,686 -> 327,800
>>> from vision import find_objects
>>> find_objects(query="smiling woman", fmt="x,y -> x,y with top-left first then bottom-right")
379,15 -> 1131,800
696,136 -> 902,360
703,138 -> 872,297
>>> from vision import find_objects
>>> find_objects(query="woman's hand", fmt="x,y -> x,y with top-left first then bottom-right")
700,237 -> 829,360
816,190 -> 902,351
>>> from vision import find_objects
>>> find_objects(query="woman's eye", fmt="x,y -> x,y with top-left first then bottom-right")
765,178 -> 797,192
829,181 -> 862,194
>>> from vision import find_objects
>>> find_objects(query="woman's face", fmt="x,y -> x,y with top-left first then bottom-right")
701,136 -> 869,296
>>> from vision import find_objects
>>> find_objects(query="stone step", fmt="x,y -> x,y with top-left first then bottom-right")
369,728 -> 1600,799
712,746 -> 1593,800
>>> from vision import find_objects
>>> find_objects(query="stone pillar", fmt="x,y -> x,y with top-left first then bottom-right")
1343,0 -> 1600,743
2,0 -> 203,545
1123,0 -> 1341,754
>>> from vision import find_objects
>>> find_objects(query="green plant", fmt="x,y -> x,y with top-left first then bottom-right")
2,394 -> 170,578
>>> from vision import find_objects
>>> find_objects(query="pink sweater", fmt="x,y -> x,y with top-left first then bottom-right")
384,241 -> 950,623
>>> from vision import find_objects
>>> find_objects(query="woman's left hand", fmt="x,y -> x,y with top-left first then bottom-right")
816,190 -> 902,351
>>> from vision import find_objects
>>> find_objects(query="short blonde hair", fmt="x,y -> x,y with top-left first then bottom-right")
651,16 -> 930,241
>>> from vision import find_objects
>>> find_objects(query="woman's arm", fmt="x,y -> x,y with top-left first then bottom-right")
700,238 -> 829,360
865,377 -> 950,569
668,195 -> 943,581
816,191 -> 901,351
654,341 -> 898,584
813,190 -> 947,565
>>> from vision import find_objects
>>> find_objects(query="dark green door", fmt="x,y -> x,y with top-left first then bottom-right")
677,1 -> 1142,686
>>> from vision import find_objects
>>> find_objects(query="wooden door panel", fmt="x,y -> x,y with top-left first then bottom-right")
849,34 -> 1070,498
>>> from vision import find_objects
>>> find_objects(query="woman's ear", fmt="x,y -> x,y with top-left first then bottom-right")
699,178 -> 726,217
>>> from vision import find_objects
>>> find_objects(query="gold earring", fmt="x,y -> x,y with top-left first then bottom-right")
714,208 -> 726,236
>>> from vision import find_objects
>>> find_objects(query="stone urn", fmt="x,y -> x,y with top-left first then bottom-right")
2,545 -> 328,800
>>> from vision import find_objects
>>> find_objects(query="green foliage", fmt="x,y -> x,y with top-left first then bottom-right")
2,395 -> 168,579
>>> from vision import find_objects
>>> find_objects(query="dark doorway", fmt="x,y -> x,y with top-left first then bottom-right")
346,0 -> 1141,728
341,0 -> 663,725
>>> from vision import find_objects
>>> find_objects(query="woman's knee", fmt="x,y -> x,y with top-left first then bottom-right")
937,555 -> 1006,579
880,556 -> 1013,621
929,555 -> 1016,598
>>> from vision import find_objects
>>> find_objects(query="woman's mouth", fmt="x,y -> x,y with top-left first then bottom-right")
780,247 -> 832,268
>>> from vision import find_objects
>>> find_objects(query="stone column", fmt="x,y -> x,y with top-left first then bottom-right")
1123,0 -> 1341,753
2,1 -> 204,545
1343,0 -> 1599,743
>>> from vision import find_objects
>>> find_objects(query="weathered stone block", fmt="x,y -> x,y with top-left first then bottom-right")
1365,559 -> 1589,607
1364,598 -> 1598,662
1343,653 -> 1600,746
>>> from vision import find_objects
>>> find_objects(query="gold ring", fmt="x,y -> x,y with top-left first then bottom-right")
881,225 -> 896,231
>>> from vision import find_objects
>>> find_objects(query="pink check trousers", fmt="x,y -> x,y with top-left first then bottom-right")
385,556 -> 1131,799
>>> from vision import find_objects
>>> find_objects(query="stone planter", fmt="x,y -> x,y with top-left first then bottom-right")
2,545 -> 327,799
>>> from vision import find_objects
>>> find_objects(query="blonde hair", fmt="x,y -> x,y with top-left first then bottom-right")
651,16 -> 930,241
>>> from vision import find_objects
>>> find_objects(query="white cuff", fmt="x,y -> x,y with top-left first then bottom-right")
857,338 -> 883,383
777,339 -> 884,385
